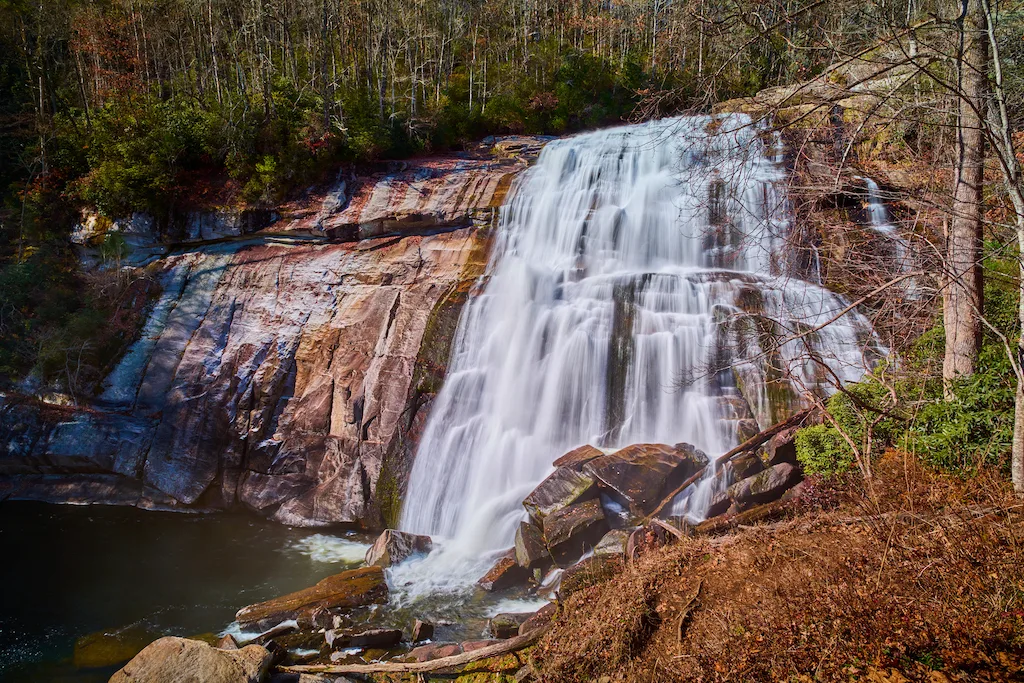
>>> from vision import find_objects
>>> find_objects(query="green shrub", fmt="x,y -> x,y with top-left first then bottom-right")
796,423 -> 855,475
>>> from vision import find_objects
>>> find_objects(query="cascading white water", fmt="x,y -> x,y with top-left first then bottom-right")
862,177 -> 911,272
393,115 -> 881,597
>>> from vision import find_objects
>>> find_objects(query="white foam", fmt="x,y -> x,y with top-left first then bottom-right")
288,534 -> 370,564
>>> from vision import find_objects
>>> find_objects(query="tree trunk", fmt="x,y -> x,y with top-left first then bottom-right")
943,0 -> 988,387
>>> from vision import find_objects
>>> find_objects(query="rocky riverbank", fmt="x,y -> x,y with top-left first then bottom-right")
104,419 -> 811,682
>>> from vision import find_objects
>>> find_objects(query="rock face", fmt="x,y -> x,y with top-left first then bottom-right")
235,566 -> 387,628
364,529 -> 432,567
0,144 -> 543,527
110,636 -> 272,683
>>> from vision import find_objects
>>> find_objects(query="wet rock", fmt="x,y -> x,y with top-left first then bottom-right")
487,613 -> 532,639
522,467 -> 597,520
727,462 -> 802,506
110,636 -> 272,683
216,634 -> 240,651
478,550 -> 531,591
593,529 -> 630,557
235,566 -> 387,628
543,498 -> 609,564
584,443 -> 708,516
252,621 -> 298,645
364,529 -> 432,567
514,521 -> 550,569
407,642 -> 461,662
518,603 -> 557,636
412,619 -> 434,642
552,444 -> 604,471
326,628 -> 402,649
462,639 -> 502,652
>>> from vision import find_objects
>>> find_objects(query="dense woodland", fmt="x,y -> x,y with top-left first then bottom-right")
4,0 -> 1024,490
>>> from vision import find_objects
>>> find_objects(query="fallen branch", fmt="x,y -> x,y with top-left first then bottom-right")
644,408 -> 815,523
277,626 -> 547,675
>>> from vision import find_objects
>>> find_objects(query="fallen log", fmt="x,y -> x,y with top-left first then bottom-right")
277,625 -> 547,675
644,407 -> 814,523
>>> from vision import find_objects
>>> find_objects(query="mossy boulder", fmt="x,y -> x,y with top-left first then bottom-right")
522,467 -> 597,520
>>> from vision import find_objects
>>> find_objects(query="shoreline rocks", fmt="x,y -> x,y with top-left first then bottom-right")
110,636 -> 272,683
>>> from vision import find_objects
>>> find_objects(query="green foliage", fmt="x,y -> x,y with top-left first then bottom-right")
798,251 -> 1021,477
796,424 -> 855,475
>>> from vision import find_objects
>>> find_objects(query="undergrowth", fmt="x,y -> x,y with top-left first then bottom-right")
532,456 -> 1024,682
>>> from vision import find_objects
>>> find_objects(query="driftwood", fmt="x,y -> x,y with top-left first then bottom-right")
644,407 -> 814,523
277,626 -> 547,675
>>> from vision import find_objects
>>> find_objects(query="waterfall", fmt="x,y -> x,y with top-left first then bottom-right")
862,177 -> 911,272
394,115 -> 881,595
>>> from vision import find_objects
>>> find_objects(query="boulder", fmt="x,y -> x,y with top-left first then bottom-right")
583,443 -> 708,516
522,467 -> 597,520
518,603 -> 557,636
593,529 -> 630,557
764,427 -> 799,465
727,462 -> 802,507
364,529 -> 432,567
729,452 -> 764,480
478,551 -> 531,591
487,613 -> 532,639
406,642 -> 461,662
326,628 -> 402,649
235,566 -> 387,628
706,490 -> 732,518
514,521 -> 550,569
543,498 -> 608,564
109,636 -> 272,683
552,445 -> 604,471
411,620 -> 434,643
462,639 -> 502,652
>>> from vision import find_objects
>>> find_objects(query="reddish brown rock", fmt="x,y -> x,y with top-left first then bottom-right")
462,639 -> 502,652
235,566 -> 387,628
518,602 -> 557,636
583,443 -> 708,516
552,444 -> 604,470
478,551 -> 531,591
407,642 -> 461,662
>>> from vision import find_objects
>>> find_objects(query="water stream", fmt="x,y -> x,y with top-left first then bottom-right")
395,115 -> 882,598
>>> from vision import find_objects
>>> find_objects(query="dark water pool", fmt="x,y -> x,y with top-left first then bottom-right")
0,502 -> 371,682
